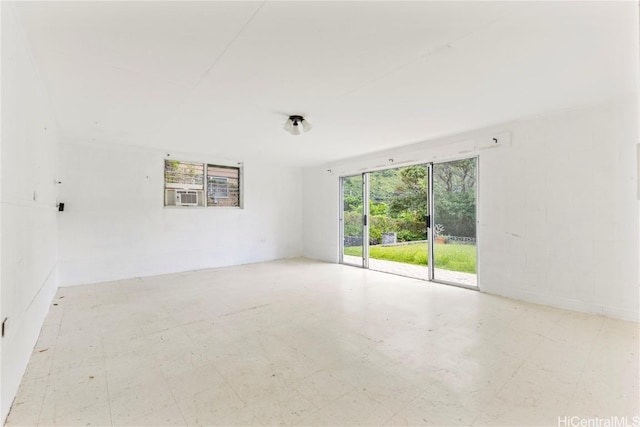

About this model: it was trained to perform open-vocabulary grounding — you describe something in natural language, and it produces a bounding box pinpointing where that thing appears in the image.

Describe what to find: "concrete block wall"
[302,100,639,321]
[57,141,303,286]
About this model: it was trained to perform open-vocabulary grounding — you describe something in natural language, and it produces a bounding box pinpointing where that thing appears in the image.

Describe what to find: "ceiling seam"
[153,1,266,138]
[191,0,266,93]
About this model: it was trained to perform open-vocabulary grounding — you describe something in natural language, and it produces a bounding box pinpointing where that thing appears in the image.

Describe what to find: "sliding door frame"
[427,163,435,281]
[339,173,370,268]
[429,156,479,290]
[362,173,370,269]
[339,174,365,267]
[339,175,345,265]
[338,156,479,291]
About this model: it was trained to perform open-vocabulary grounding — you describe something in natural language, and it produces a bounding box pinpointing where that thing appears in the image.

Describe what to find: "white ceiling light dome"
[283,115,312,135]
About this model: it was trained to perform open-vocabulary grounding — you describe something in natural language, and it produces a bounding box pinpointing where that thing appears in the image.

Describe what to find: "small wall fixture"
[283,115,312,135]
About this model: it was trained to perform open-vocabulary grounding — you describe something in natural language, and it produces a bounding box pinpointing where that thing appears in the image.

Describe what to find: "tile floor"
[6,258,639,426]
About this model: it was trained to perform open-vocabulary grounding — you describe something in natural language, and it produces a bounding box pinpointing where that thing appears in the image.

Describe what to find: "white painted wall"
[1,2,60,421]
[302,100,640,321]
[57,142,302,286]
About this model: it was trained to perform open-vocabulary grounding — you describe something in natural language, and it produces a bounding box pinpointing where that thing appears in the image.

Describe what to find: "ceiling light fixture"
[283,115,312,135]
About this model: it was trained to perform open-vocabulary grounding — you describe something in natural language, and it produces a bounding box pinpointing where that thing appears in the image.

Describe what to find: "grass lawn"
[344,242,476,274]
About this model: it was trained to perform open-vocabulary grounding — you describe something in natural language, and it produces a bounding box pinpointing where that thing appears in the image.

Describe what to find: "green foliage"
[369,169,401,203]
[433,159,476,237]
[344,243,476,273]
[344,195,361,212]
[369,202,388,216]
[344,211,363,237]
[342,160,476,246]
[373,243,428,265]
[389,165,428,222]
[369,214,396,242]
[396,229,424,242]
[342,175,361,194]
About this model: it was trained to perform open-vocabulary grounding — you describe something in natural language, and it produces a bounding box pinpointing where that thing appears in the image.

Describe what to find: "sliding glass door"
[366,166,429,280]
[340,174,366,267]
[340,157,478,288]
[431,158,477,287]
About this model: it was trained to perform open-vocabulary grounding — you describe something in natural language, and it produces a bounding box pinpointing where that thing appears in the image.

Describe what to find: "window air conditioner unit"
[176,190,199,206]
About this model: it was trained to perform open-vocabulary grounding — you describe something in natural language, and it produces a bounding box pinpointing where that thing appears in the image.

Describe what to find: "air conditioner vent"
[176,190,198,206]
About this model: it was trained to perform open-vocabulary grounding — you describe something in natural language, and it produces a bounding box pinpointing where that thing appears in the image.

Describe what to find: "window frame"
[164,158,243,209]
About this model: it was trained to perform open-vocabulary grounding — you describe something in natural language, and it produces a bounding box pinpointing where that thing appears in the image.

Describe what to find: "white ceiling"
[15,1,640,166]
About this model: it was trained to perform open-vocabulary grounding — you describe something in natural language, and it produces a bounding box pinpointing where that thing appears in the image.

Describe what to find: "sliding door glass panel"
[341,175,364,266]
[367,165,429,280]
[432,158,477,286]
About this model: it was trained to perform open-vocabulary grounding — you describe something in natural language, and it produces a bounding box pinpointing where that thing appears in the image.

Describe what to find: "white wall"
[1,2,60,421]
[57,141,302,286]
[302,100,640,321]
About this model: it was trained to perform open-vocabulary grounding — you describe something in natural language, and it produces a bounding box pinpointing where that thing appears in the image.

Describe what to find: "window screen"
[207,165,240,207]
[164,161,204,190]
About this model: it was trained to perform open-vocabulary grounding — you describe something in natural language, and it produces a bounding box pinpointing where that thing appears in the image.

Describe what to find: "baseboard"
[483,286,639,322]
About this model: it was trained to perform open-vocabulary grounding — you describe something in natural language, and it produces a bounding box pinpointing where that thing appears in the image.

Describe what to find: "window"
[164,160,241,208]
[207,164,240,207]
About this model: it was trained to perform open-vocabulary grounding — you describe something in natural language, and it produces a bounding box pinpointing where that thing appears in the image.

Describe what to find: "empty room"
[1,1,639,426]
